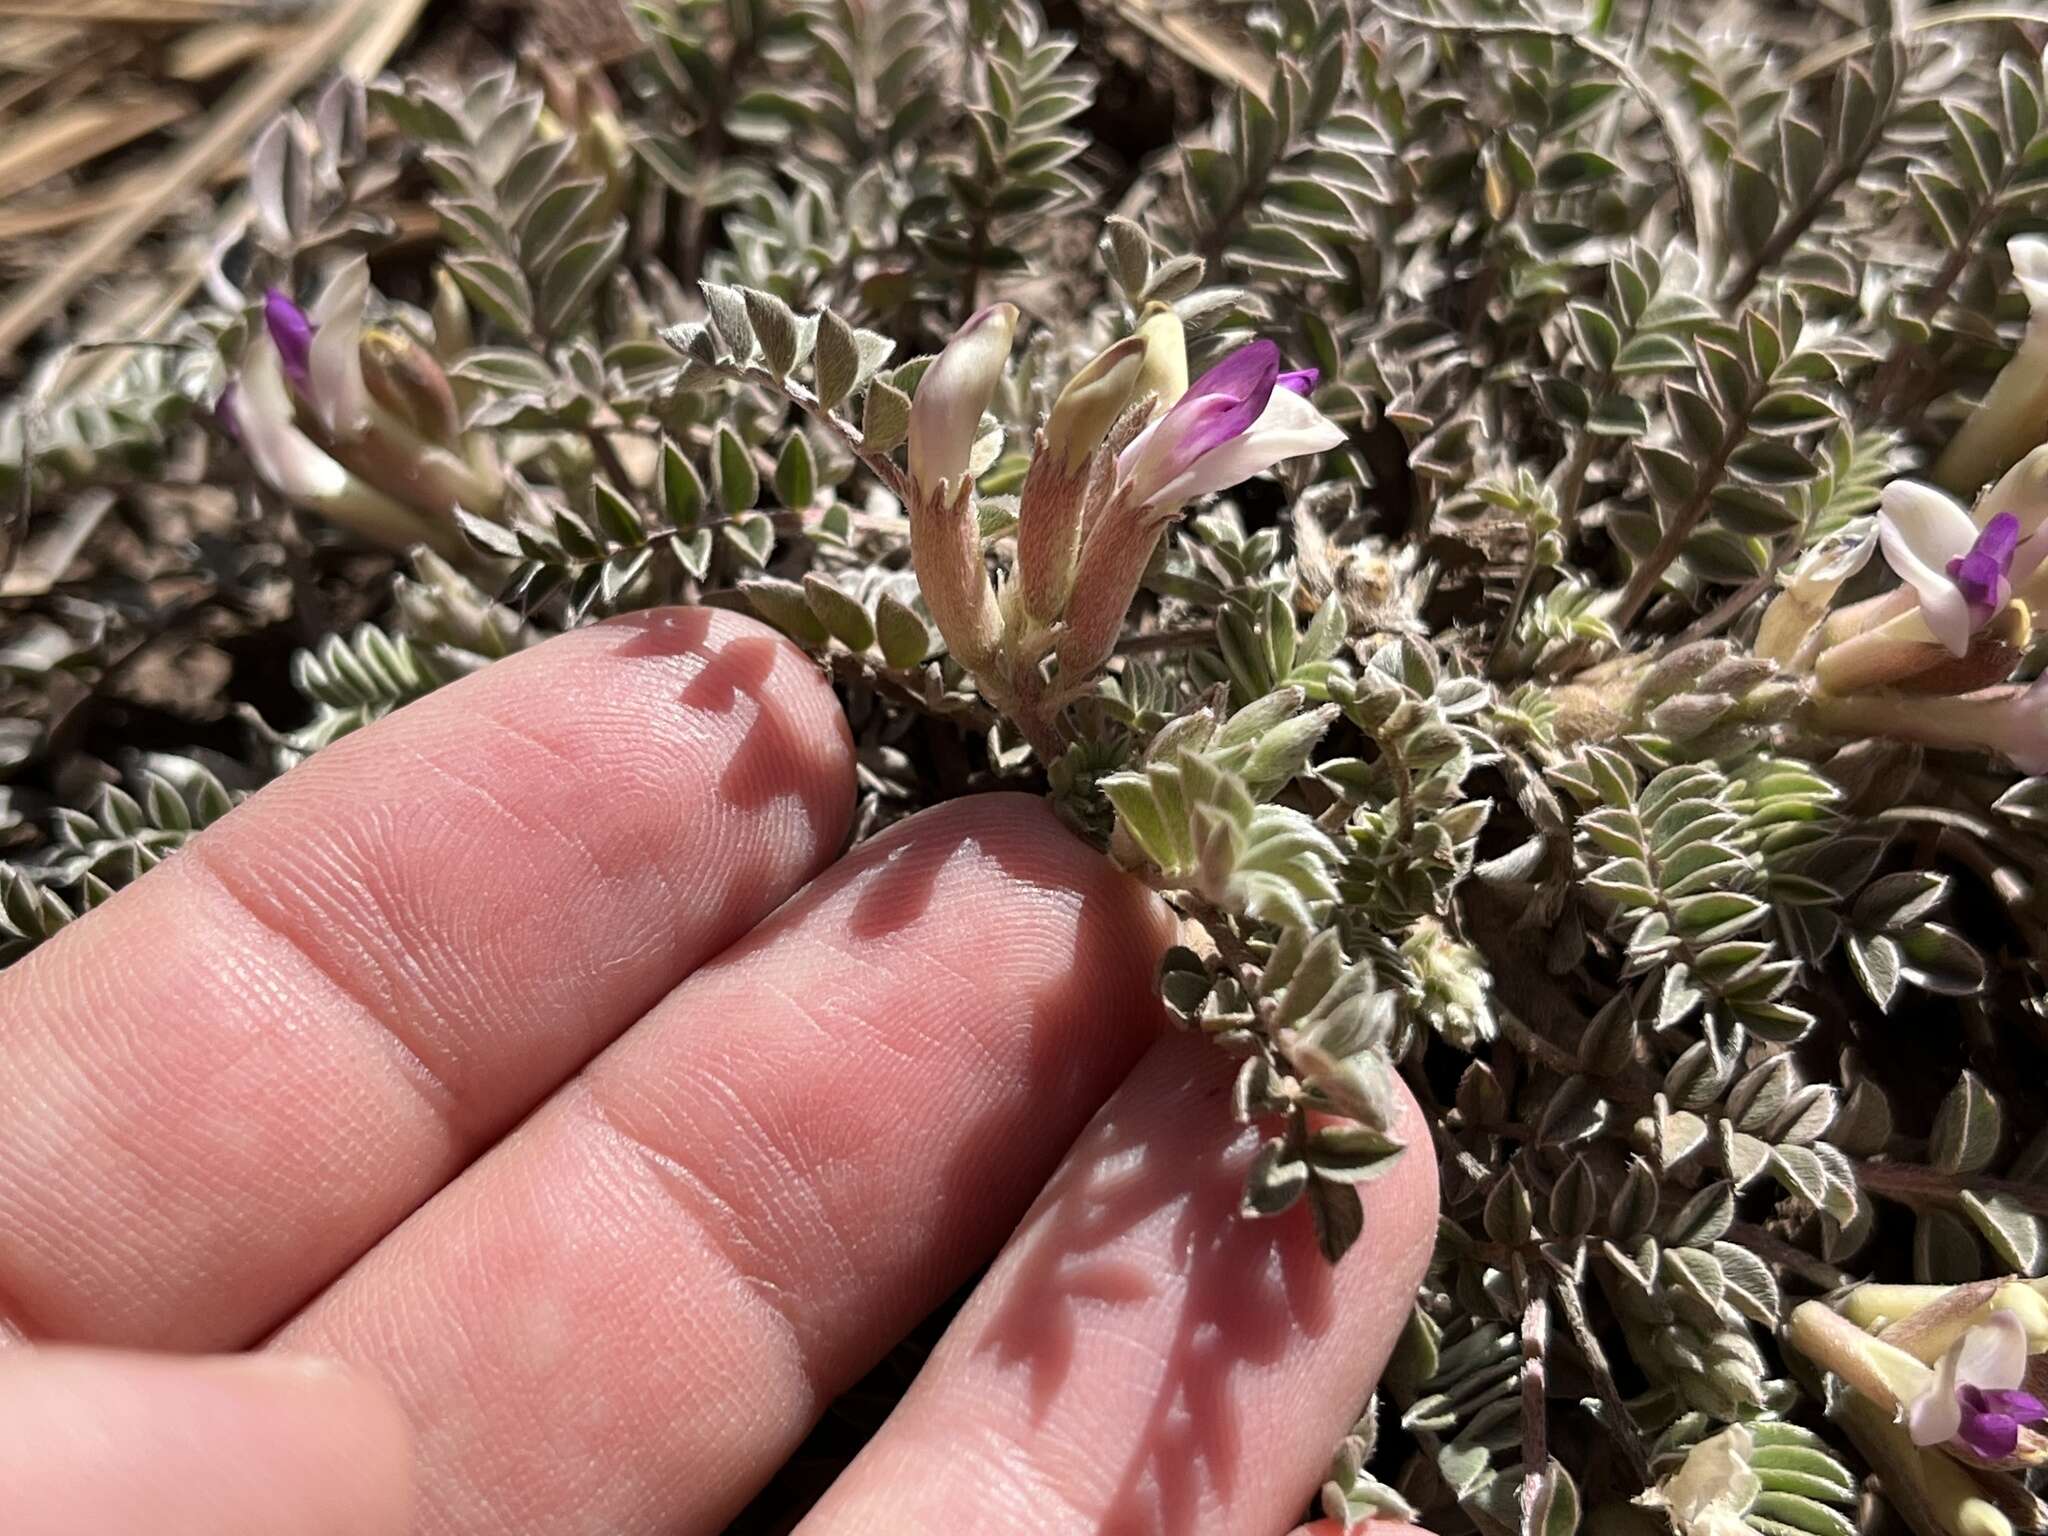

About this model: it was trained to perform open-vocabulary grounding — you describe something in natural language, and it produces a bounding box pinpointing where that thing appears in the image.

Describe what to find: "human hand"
[0,609,1437,1536]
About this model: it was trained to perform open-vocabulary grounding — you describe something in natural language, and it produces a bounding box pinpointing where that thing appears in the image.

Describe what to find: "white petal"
[1120,391,1229,503]
[309,257,371,438]
[1980,445,2048,543]
[1882,480,1978,565]
[1788,521,1877,602]
[238,335,350,501]
[1880,481,1978,656]
[908,303,1017,494]
[1141,386,1347,510]
[1908,1336,1966,1446]
[1957,1308,2030,1391]
[2013,235,2048,321]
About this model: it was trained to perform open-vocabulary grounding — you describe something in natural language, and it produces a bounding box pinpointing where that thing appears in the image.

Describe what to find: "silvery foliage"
[5,0,2048,1532]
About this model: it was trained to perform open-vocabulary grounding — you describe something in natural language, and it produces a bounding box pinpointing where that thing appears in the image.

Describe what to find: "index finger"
[0,607,853,1350]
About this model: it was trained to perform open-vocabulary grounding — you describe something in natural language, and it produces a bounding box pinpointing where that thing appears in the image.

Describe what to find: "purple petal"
[1183,338,1281,405]
[1277,367,1318,395]
[1975,511,2023,568]
[1974,1388,2048,1423]
[1957,1407,2023,1460]
[264,289,315,390]
[1946,512,2022,624]
[1165,342,1279,464]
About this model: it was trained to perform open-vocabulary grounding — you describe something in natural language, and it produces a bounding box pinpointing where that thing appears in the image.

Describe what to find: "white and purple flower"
[1877,479,2047,656]
[215,259,495,557]
[1116,339,1344,512]
[1056,335,1347,683]
[1908,1307,2048,1461]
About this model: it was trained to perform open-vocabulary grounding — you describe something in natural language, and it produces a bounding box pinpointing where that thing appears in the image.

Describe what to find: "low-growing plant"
[6,1,2048,1533]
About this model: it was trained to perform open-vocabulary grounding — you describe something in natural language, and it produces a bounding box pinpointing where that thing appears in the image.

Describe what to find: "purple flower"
[1116,340,1344,512]
[1956,1385,2048,1460]
[256,260,373,438]
[1908,1307,2047,1460]
[264,288,315,390]
[1947,512,2021,624]
[1879,479,2048,655]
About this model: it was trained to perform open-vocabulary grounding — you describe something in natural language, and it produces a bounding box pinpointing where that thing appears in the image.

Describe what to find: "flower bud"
[1131,301,1187,416]
[225,332,461,560]
[1756,524,1876,666]
[908,477,1002,673]
[362,326,461,447]
[1055,493,1167,685]
[431,266,473,363]
[907,302,1017,496]
[1936,236,2048,497]
[1016,337,1148,623]
[1043,335,1147,474]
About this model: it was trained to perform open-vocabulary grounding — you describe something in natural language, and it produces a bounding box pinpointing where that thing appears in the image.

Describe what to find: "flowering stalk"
[905,302,1017,678]
[221,331,449,557]
[219,259,504,561]
[902,302,1346,760]
[1788,1299,2037,1536]
[1807,673,2048,773]
[1055,337,1345,688]
[1937,237,2048,497]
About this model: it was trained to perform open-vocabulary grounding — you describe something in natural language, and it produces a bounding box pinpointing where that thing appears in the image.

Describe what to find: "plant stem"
[1114,623,1217,656]
[1720,151,1867,308]
[1858,1158,2048,1217]
[1545,1255,1655,1484]
[1516,1271,1551,1536]
[1608,397,1753,631]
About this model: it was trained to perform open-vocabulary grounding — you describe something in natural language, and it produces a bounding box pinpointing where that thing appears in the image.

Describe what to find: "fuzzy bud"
[1055,490,1166,685]
[1043,335,1147,474]
[1017,336,1148,623]
[1131,301,1188,416]
[362,326,461,447]
[908,476,1002,673]
[908,302,1018,497]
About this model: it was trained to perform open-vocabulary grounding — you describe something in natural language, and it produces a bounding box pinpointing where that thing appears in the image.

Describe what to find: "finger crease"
[570,1081,822,1413]
[183,846,478,1148]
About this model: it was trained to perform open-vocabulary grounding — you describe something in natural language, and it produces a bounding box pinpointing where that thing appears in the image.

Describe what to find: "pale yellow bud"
[1044,336,1147,474]
[1132,302,1188,416]
[1936,236,2048,497]
[362,326,461,447]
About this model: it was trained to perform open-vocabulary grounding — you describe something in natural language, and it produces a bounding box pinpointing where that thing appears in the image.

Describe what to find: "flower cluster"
[1787,1283,2048,1536]
[217,260,502,559]
[902,301,1344,752]
[1758,443,2048,773]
